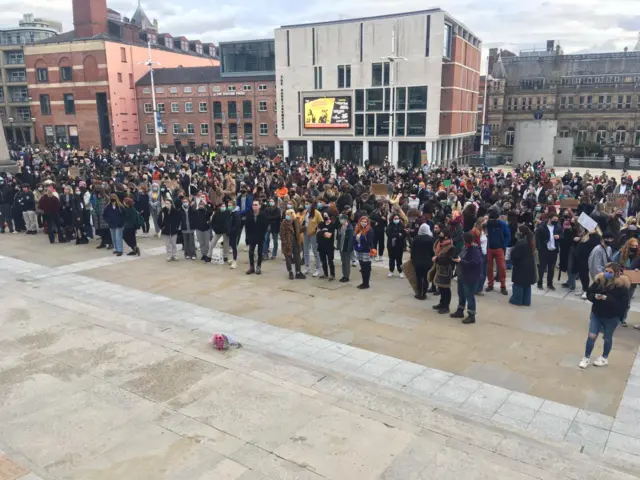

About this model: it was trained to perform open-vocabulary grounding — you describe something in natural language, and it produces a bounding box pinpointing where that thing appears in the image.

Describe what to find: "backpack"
[134,210,144,229]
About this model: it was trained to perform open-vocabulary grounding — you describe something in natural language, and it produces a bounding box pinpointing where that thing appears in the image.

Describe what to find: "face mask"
[360,221,367,227]
[604,271,614,280]
[317,203,323,209]
[111,200,116,205]
[220,206,226,212]
[285,215,292,221]
[75,191,80,195]
[287,204,293,210]
[269,202,275,207]
[164,204,171,209]
[305,205,310,210]
[551,221,558,226]
[535,206,542,212]
[630,248,638,255]
[393,219,400,225]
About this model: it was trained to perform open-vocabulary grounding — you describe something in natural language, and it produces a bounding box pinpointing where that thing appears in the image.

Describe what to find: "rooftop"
[279,8,442,29]
[136,65,275,86]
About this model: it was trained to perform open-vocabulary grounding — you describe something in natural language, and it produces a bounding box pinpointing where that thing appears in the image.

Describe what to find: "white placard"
[578,212,598,233]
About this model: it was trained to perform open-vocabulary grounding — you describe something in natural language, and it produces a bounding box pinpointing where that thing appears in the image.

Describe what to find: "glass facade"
[220,40,275,76]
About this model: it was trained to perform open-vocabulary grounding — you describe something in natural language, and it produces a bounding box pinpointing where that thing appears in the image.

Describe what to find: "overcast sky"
[2,0,639,69]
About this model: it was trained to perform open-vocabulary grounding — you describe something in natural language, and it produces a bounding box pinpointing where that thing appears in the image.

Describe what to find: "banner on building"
[483,124,491,145]
[420,150,428,165]
[304,97,351,129]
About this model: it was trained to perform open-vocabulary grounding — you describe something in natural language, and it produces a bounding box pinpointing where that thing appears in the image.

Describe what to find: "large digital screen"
[304,97,351,129]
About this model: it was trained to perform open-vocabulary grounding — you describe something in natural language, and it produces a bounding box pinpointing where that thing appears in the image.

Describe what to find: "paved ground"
[1,231,640,478]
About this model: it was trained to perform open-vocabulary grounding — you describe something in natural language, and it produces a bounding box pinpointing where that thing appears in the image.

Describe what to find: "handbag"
[363,231,377,257]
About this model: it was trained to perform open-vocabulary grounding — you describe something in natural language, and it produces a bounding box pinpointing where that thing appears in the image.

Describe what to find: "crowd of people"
[1,147,640,367]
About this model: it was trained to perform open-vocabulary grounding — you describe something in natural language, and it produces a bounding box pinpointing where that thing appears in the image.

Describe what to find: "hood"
[594,272,631,289]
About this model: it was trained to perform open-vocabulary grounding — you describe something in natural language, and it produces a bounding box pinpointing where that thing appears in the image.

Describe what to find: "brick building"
[25,0,218,150]
[136,65,279,152]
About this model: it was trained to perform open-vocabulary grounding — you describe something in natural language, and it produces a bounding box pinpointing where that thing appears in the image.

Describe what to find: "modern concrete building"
[0,14,62,145]
[486,40,640,159]
[25,0,218,150]
[274,9,482,167]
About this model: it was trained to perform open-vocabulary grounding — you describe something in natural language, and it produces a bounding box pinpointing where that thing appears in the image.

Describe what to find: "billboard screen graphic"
[304,97,351,129]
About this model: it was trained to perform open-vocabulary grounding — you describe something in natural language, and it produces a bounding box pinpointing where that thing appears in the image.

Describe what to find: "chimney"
[73,0,108,38]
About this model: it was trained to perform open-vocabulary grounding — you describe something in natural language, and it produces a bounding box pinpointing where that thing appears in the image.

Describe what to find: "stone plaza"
[0,233,640,479]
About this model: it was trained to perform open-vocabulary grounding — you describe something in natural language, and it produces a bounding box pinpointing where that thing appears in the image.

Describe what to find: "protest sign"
[371,184,389,196]
[559,199,579,209]
[577,212,598,232]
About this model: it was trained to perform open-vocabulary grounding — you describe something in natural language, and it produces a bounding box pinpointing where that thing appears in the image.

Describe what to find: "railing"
[8,75,26,83]
[10,96,29,103]
[4,57,24,65]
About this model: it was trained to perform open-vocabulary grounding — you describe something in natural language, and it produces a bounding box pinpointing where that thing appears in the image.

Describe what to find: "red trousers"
[487,248,506,288]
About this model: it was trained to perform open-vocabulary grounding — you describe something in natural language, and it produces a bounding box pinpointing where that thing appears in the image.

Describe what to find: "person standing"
[207,203,230,264]
[245,200,268,275]
[509,225,536,306]
[0,177,15,233]
[485,210,510,295]
[158,199,182,261]
[195,197,213,262]
[236,185,253,249]
[302,200,323,277]
[431,228,456,313]
[535,213,562,290]
[18,184,37,234]
[386,213,407,278]
[92,186,111,249]
[149,183,163,237]
[612,238,640,326]
[451,231,482,324]
[226,199,241,269]
[411,223,434,300]
[337,214,354,283]
[122,197,141,255]
[136,183,151,238]
[280,209,305,279]
[72,186,90,244]
[354,215,375,289]
[103,195,124,256]
[579,263,630,368]
[263,197,281,260]
[316,212,337,280]
[38,187,65,244]
[180,198,197,260]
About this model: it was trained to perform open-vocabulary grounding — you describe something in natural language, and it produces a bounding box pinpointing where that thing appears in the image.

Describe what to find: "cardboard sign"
[577,212,598,233]
[560,199,579,209]
[623,269,640,285]
[606,193,628,212]
[68,166,79,178]
[371,184,389,197]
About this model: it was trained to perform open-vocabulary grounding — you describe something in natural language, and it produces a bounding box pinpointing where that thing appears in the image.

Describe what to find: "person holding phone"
[579,263,630,369]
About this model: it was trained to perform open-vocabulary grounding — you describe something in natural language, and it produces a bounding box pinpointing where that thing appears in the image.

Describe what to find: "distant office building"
[0,14,62,145]
[486,39,640,158]
[25,0,218,149]
[136,65,279,153]
[275,9,482,166]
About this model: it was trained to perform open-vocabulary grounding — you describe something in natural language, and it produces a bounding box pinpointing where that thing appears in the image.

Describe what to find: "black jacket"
[193,205,213,232]
[587,274,630,320]
[535,223,562,254]
[510,238,536,286]
[211,210,230,234]
[386,222,407,252]
[263,206,281,233]
[16,191,36,211]
[316,220,337,253]
[245,211,269,244]
[227,211,241,237]
[158,207,182,235]
[179,206,197,231]
[411,235,434,271]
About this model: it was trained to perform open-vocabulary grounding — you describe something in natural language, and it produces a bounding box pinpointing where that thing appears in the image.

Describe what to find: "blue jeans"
[110,227,124,253]
[264,226,279,258]
[510,284,531,306]
[477,254,487,293]
[457,281,478,314]
[565,272,577,290]
[585,312,619,358]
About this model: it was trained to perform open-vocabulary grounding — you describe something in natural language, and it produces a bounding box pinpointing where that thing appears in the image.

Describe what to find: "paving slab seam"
[0,255,637,465]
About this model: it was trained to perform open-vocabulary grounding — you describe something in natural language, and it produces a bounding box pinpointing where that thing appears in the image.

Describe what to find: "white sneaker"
[312,270,320,278]
[580,292,587,300]
[388,272,394,278]
[399,273,405,279]
[593,356,608,367]
[574,290,584,296]
[230,260,237,269]
[305,268,310,274]
[578,357,590,369]
[243,246,248,252]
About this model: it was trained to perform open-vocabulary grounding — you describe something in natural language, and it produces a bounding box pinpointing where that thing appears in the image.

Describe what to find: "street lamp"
[7,117,14,146]
[31,117,37,145]
[139,41,162,156]
[479,73,494,157]
[381,28,407,168]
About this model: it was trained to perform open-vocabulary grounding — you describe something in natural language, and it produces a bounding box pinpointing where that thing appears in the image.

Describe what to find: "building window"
[213,101,222,119]
[577,130,588,143]
[615,127,626,145]
[443,23,452,58]
[259,123,268,136]
[508,97,513,110]
[567,97,574,109]
[243,85,252,91]
[406,112,426,136]
[375,113,389,136]
[258,84,267,91]
[170,102,179,113]
[617,95,624,109]
[63,94,75,114]
[157,103,165,113]
[355,114,364,136]
[186,123,195,134]
[314,66,323,89]
[258,100,267,112]
[185,102,193,113]
[505,127,515,147]
[244,123,253,141]
[117,73,122,83]
[200,123,209,135]
[39,94,51,115]
[366,114,375,136]
[493,97,498,109]
[355,89,364,111]
[60,66,73,82]
[36,68,48,83]
[372,62,390,87]
[635,130,640,147]
[366,89,383,111]
[173,123,181,135]
[395,113,405,136]
[214,123,223,143]
[129,74,134,89]
[396,88,406,110]
[586,96,593,110]
[337,65,351,88]
[145,123,154,134]
[605,95,611,109]
[156,87,164,94]
[596,128,607,144]
[159,122,167,134]
[184,87,193,94]
[198,85,206,93]
[143,87,151,94]
[625,95,632,109]
[169,87,178,94]
[407,86,427,110]
[199,102,207,113]
[558,128,570,138]
[228,101,237,119]
[228,85,236,92]
[242,100,252,118]
[120,47,127,62]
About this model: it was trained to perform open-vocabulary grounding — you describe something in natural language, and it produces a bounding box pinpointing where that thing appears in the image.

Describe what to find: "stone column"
[283,140,290,160]
[334,140,340,162]
[306,139,313,161]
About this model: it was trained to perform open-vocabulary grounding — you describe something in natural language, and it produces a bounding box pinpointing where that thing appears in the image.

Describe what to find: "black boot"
[462,314,476,324]
[450,308,465,319]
